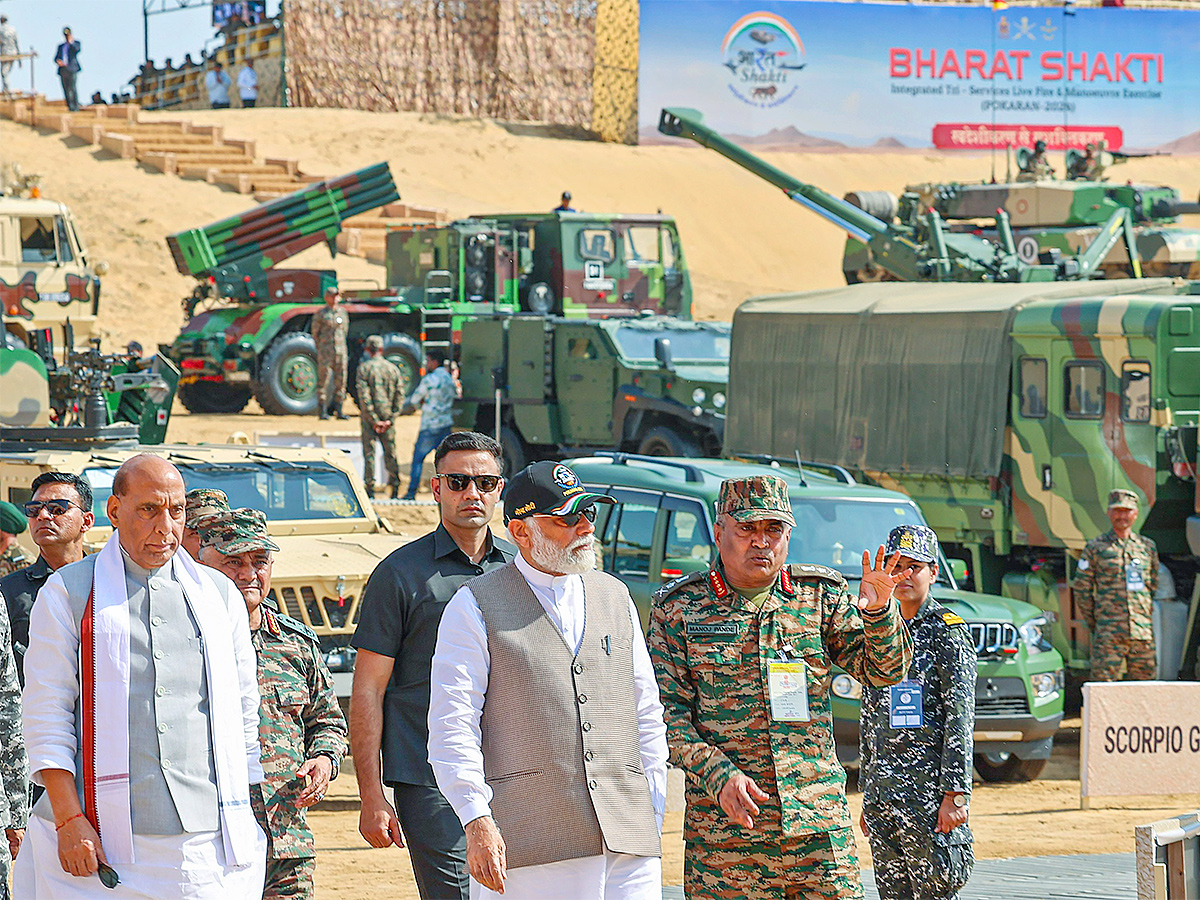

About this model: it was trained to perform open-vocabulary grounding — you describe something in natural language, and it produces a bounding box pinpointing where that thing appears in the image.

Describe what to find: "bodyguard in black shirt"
[350,432,514,899]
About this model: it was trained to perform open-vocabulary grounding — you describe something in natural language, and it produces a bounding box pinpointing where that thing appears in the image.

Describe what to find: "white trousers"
[470,849,661,900]
[13,815,266,900]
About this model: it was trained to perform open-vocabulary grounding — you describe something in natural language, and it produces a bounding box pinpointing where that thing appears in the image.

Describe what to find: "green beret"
[0,501,27,536]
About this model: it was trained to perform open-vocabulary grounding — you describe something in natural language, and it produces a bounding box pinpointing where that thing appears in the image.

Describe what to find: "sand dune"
[5,107,1200,354]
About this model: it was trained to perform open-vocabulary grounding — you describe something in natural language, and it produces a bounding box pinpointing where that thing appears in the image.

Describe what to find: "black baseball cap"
[503,461,613,523]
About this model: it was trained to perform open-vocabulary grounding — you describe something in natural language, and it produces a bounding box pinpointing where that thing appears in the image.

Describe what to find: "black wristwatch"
[319,752,340,781]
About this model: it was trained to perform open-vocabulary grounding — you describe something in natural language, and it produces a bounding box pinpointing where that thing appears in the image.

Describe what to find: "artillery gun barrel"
[1152,198,1200,218]
[657,107,887,242]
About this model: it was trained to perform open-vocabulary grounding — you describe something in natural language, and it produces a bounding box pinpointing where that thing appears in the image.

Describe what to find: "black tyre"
[973,752,1047,783]
[254,332,320,416]
[381,333,423,397]
[637,425,699,457]
[499,426,527,477]
[178,381,251,414]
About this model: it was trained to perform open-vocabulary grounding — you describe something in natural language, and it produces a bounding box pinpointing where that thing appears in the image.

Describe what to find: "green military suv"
[565,453,1065,782]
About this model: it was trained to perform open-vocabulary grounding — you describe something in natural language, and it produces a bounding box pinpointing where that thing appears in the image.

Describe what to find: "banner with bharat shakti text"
[639,1,1200,151]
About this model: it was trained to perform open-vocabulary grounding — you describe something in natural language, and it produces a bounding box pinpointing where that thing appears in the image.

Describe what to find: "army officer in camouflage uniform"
[859,525,976,900]
[0,574,28,900]
[182,488,230,560]
[649,474,914,899]
[311,285,349,420]
[356,335,405,498]
[0,501,29,578]
[199,507,347,899]
[1072,488,1159,681]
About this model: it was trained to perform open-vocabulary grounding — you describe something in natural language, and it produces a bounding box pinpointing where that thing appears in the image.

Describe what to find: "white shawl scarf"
[85,535,258,867]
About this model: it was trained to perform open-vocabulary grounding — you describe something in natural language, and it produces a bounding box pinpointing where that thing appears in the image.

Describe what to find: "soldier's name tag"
[889,681,924,728]
[767,660,810,722]
[1126,560,1146,592]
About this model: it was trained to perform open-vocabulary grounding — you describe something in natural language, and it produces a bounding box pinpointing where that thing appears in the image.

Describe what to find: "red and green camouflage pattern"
[165,162,692,417]
[727,278,1200,676]
[842,152,1200,283]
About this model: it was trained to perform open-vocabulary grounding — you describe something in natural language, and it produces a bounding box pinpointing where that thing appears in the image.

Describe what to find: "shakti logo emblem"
[722,11,806,107]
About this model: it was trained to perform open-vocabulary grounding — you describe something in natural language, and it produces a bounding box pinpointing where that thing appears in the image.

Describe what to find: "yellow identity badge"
[767,660,810,722]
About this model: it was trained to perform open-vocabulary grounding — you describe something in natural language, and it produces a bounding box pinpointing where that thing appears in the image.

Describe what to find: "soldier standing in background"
[0,502,28,577]
[356,335,405,498]
[199,507,347,900]
[399,349,456,500]
[859,525,975,900]
[1018,139,1055,181]
[312,286,349,420]
[182,488,230,560]
[649,474,914,900]
[1073,489,1159,681]
[0,16,20,96]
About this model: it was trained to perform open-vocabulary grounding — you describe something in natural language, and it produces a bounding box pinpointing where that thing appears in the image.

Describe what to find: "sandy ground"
[5,108,1200,357]
[305,719,1200,899]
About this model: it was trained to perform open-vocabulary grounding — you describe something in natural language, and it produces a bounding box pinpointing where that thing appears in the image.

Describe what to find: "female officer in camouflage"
[859,525,976,900]
[648,474,914,900]
[1072,489,1159,681]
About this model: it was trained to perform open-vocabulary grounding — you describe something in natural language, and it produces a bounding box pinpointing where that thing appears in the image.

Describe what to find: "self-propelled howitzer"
[657,107,1142,284]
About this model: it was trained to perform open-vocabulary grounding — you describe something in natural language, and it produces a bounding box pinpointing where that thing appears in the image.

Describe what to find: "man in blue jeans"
[400,350,456,500]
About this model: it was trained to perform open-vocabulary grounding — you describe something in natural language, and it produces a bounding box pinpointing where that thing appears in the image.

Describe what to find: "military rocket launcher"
[166,162,399,314]
[658,107,1142,284]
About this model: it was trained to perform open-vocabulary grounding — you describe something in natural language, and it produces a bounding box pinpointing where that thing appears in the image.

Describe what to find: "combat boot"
[390,483,400,499]
[318,408,329,420]
[335,403,349,420]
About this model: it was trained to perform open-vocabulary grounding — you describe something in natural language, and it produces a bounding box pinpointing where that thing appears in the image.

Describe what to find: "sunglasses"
[533,506,598,527]
[23,499,82,518]
[99,862,120,889]
[436,473,502,493]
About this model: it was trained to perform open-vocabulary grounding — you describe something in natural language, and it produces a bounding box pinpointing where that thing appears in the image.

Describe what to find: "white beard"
[527,519,597,575]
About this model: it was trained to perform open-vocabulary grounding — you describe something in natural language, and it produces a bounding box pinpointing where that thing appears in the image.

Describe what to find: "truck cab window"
[20,217,57,262]
[1064,361,1105,419]
[1019,357,1047,418]
[578,228,616,263]
[1121,361,1151,423]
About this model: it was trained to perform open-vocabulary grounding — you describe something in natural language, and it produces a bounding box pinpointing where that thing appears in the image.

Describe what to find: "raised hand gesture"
[857,546,912,612]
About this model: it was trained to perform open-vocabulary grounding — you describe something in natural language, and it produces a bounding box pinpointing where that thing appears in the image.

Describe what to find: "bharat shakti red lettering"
[890,48,1164,83]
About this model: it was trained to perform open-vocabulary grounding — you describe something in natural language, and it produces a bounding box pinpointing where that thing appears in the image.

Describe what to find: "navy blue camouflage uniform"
[860,593,976,899]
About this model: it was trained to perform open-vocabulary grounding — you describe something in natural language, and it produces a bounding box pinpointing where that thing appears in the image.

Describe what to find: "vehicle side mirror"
[654,337,674,372]
[948,558,968,584]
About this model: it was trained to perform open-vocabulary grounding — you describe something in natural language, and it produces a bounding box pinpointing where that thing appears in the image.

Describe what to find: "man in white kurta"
[429,460,668,900]
[15,454,266,899]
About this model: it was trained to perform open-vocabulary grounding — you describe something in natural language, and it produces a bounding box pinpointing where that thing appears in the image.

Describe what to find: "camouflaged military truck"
[456,315,726,474]
[1,169,108,353]
[165,162,693,416]
[726,278,1200,682]
[0,432,405,698]
[842,148,1200,284]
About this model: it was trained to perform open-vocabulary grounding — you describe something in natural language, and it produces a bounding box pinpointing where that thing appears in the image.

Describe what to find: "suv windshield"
[789,497,945,581]
[85,460,364,527]
[608,323,731,362]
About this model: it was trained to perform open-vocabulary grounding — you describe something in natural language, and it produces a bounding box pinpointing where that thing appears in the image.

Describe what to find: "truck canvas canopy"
[728,280,1167,478]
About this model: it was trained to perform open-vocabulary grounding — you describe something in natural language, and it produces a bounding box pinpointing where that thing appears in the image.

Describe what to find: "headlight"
[324,646,357,673]
[1019,616,1053,654]
[692,388,707,404]
[1030,672,1058,698]
[712,392,726,409]
[831,673,862,700]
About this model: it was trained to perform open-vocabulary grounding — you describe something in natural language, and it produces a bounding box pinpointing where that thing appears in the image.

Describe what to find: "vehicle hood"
[267,533,412,582]
[843,580,1042,625]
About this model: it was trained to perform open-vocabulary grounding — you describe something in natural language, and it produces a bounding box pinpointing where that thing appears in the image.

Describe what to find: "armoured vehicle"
[725,277,1200,681]
[456,315,728,473]
[842,146,1200,284]
[0,432,407,698]
[165,162,693,416]
[659,107,1142,284]
[566,452,1064,781]
[0,165,108,353]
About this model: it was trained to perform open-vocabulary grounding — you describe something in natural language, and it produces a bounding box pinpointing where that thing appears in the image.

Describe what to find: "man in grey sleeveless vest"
[429,461,667,899]
[15,454,266,899]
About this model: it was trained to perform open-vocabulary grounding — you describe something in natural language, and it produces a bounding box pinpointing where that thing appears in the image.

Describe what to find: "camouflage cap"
[185,488,230,530]
[201,507,280,555]
[365,334,384,351]
[716,475,795,526]
[886,524,939,564]
[1108,489,1140,510]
